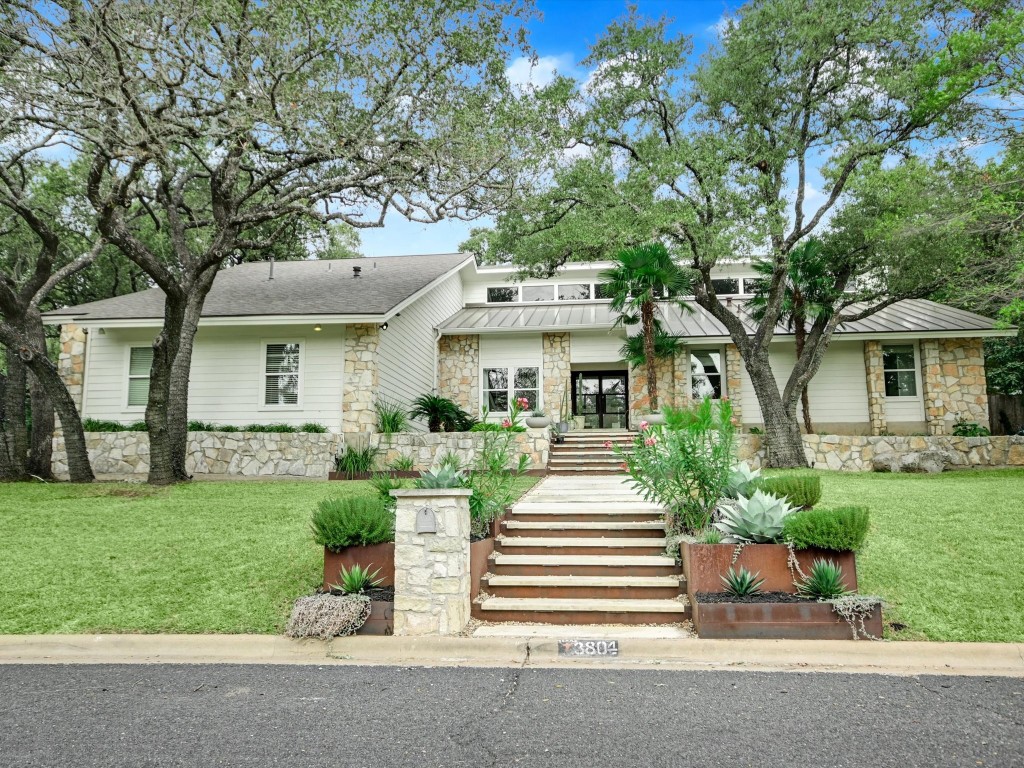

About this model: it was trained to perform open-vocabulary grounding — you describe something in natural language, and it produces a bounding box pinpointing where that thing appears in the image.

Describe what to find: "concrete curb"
[1,634,1022,677]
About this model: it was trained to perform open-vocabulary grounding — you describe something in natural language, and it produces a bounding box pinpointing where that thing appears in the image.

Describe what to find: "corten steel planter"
[469,512,509,619]
[328,470,418,481]
[692,599,883,640]
[322,543,395,590]
[681,542,858,595]
[357,600,394,636]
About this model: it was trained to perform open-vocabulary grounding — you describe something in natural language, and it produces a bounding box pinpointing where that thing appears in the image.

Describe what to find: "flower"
[619,462,628,471]
[639,420,649,431]
[516,397,530,408]
[501,418,512,428]
[644,436,656,447]
[603,440,612,449]
[721,396,730,402]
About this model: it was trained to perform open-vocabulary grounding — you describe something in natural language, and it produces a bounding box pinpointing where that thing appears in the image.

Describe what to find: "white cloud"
[707,15,735,38]
[505,54,573,90]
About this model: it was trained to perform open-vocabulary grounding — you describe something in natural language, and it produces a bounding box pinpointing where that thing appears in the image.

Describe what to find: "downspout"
[433,327,442,393]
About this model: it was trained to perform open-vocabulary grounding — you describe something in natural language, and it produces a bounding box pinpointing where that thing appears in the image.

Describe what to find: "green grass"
[0,476,538,635]
[765,468,1024,643]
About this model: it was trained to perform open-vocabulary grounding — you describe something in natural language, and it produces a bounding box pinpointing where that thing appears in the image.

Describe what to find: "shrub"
[311,495,394,550]
[217,424,239,433]
[714,490,797,543]
[470,422,526,433]
[188,420,218,431]
[82,418,146,432]
[618,397,736,534]
[757,475,822,508]
[466,424,530,538]
[796,559,852,600]
[330,563,384,595]
[127,420,148,431]
[721,566,765,597]
[335,444,378,477]
[375,398,408,434]
[299,422,328,433]
[369,472,404,502]
[414,467,466,489]
[723,461,761,499]
[436,449,464,473]
[782,506,870,552]
[243,423,298,433]
[409,394,474,432]
[952,418,991,437]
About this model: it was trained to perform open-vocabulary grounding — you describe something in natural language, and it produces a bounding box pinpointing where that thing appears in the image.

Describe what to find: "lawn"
[766,468,1024,643]
[0,477,538,635]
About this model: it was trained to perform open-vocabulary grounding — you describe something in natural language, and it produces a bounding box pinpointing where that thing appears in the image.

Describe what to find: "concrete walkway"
[1,635,1022,677]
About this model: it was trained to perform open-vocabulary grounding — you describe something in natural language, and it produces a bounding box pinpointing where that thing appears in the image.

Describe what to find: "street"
[1,664,1021,767]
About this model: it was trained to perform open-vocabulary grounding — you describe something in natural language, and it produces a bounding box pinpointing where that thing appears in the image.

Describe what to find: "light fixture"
[313,323,322,332]
[379,322,388,331]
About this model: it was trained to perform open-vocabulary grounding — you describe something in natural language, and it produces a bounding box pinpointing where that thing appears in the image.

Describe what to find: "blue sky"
[359,0,734,257]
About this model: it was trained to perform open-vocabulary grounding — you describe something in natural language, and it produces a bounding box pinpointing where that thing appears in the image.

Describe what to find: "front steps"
[476,476,689,625]
[548,430,637,474]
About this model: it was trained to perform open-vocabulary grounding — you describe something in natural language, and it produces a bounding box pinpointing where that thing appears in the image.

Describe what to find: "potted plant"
[329,563,394,636]
[312,494,396,590]
[525,410,550,428]
[557,388,571,433]
[550,424,565,444]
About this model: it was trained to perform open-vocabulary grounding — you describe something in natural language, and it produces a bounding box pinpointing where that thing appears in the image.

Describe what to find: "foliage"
[797,559,853,600]
[375,398,409,435]
[82,419,147,432]
[369,472,405,504]
[387,454,416,472]
[409,394,476,433]
[757,475,822,509]
[310,495,395,550]
[465,425,531,538]
[471,422,526,433]
[783,506,871,552]
[436,450,465,473]
[721,566,765,598]
[414,467,467,489]
[723,461,761,500]
[299,422,328,434]
[285,594,370,640]
[697,528,723,545]
[619,398,736,533]
[330,563,384,595]
[714,490,798,544]
[952,418,991,437]
[334,445,378,478]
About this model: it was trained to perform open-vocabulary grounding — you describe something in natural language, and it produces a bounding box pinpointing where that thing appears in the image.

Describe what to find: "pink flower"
[639,420,649,431]
[603,440,612,449]
[721,396,730,402]
[644,436,656,447]
[619,462,628,471]
[501,418,512,428]
[517,397,530,408]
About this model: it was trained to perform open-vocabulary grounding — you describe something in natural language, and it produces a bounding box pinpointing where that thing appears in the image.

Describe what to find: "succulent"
[331,563,384,595]
[724,461,762,499]
[796,559,852,600]
[714,490,797,543]
[721,566,765,597]
[414,466,466,489]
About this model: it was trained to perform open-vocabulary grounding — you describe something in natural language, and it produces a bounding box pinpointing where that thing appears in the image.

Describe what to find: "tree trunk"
[0,352,28,480]
[794,319,814,434]
[743,347,807,468]
[145,295,186,486]
[26,314,54,479]
[641,300,659,411]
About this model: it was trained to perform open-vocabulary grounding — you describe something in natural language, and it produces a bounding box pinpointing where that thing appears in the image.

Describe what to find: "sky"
[358,0,734,258]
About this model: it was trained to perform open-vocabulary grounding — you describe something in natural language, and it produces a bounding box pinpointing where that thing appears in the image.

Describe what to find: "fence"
[989,394,1024,435]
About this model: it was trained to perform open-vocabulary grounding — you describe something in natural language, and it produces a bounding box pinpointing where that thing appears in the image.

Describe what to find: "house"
[46,253,1012,441]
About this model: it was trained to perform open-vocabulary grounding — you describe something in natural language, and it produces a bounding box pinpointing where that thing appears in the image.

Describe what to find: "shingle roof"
[439,298,1012,337]
[45,253,472,321]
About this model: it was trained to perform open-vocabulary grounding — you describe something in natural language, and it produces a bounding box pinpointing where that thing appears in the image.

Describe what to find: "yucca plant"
[721,566,765,597]
[415,467,466,489]
[714,490,797,543]
[796,559,852,599]
[330,563,384,595]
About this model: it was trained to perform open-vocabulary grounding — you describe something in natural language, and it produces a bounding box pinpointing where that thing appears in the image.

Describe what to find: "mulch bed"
[324,586,395,601]
[696,591,811,604]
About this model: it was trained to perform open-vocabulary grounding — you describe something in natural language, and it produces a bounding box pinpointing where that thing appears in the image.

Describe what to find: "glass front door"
[572,371,629,429]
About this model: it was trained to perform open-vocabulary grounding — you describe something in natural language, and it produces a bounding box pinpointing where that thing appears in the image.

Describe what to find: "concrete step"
[472,624,692,639]
[484,574,683,600]
[502,520,665,538]
[549,455,627,464]
[498,536,668,557]
[490,553,680,577]
[510,506,661,524]
[477,596,690,625]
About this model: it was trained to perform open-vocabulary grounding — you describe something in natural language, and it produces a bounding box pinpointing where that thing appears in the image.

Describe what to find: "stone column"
[542,332,571,418]
[342,323,380,434]
[390,488,473,636]
[921,337,989,435]
[671,344,689,411]
[438,334,479,414]
[919,338,945,435]
[863,340,888,436]
[58,323,87,412]
[724,344,743,426]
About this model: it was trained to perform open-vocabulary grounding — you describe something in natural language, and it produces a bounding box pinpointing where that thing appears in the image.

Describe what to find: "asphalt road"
[1,664,1021,767]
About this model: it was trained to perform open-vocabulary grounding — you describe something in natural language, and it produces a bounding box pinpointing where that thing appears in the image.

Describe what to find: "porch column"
[724,343,743,426]
[57,323,87,413]
[342,323,379,434]
[921,337,990,435]
[542,332,571,419]
[863,340,888,436]
[671,343,689,411]
[438,334,479,414]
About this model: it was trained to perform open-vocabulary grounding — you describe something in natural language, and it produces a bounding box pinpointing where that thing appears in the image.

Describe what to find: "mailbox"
[415,506,438,534]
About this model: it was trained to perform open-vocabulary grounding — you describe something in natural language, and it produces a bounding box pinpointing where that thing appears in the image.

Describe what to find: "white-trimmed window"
[522,285,555,302]
[557,283,591,301]
[483,366,540,412]
[882,344,917,397]
[487,286,519,303]
[263,341,302,407]
[127,347,153,407]
[690,348,724,400]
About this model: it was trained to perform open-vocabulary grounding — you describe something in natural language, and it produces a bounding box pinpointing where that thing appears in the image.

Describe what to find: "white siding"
[738,340,870,429]
[377,273,464,431]
[81,324,345,430]
[570,330,626,364]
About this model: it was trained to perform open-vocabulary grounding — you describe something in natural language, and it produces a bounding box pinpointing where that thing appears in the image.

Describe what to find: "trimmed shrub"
[758,475,822,509]
[311,495,394,550]
[299,422,328,433]
[82,418,147,432]
[782,506,870,552]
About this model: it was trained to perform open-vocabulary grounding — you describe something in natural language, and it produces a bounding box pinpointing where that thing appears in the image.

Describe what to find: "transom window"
[557,283,591,301]
[690,349,723,400]
[741,277,768,295]
[264,342,301,406]
[487,286,519,303]
[522,285,554,302]
[127,347,153,407]
[711,278,740,295]
[483,366,540,412]
[882,344,917,397]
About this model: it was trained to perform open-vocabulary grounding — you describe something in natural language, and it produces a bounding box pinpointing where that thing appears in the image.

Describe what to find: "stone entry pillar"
[438,334,479,414]
[342,323,380,434]
[542,332,570,418]
[724,344,743,425]
[58,323,87,413]
[390,488,473,636]
[863,340,888,436]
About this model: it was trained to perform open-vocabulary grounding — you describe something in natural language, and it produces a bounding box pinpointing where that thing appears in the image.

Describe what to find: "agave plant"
[721,566,765,597]
[714,490,797,543]
[723,461,761,499]
[330,563,384,595]
[414,466,466,489]
[796,559,852,600]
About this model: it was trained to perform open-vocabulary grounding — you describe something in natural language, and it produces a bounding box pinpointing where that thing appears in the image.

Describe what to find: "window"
[522,285,554,302]
[487,286,519,303]
[711,278,740,295]
[483,366,540,412]
[882,344,917,397]
[742,277,768,295]
[690,349,723,400]
[558,283,591,300]
[264,342,301,406]
[594,283,613,299]
[127,347,153,407]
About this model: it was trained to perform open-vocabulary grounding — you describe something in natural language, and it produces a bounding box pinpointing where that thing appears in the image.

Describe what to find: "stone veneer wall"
[437,334,479,413]
[863,340,888,436]
[628,354,681,425]
[542,333,571,419]
[51,430,341,479]
[920,337,989,436]
[724,344,743,425]
[735,433,1023,472]
[342,324,380,434]
[58,323,87,412]
[371,429,549,471]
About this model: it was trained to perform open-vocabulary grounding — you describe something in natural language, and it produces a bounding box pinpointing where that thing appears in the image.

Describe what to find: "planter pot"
[572,416,586,430]
[357,600,394,636]
[323,543,395,590]
[692,598,882,640]
[645,412,666,425]
[681,542,858,595]
[525,416,551,428]
[557,421,570,433]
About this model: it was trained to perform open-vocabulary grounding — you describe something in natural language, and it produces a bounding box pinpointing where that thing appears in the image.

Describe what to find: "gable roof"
[44,253,472,324]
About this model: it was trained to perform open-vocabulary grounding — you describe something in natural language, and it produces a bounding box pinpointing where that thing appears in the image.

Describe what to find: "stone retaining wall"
[736,433,1024,472]
[51,430,342,479]
[370,429,549,471]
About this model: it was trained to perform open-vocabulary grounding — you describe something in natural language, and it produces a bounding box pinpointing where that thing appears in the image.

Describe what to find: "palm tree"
[600,243,691,413]
[749,238,837,433]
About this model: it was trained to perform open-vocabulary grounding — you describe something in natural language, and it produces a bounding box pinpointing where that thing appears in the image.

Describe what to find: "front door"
[572,371,629,429]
